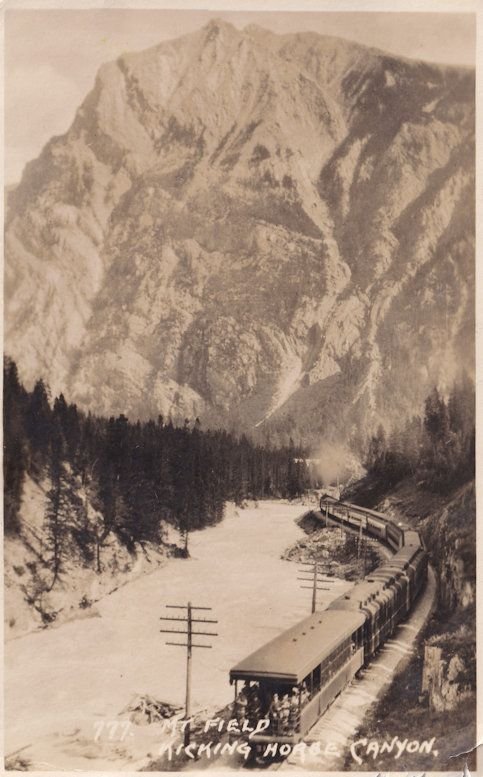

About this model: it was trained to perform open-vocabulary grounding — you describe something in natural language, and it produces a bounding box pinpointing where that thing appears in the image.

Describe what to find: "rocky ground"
[281,510,384,581]
[340,598,475,773]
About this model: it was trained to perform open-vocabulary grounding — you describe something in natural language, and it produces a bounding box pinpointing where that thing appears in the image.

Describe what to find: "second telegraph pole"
[298,561,332,614]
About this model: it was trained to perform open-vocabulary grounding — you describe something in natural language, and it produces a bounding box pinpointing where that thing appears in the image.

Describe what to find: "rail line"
[229,494,428,760]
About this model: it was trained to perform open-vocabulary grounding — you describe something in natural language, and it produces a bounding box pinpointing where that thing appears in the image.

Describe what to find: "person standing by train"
[300,681,310,705]
[235,687,248,726]
[248,683,261,725]
[281,694,291,733]
[268,693,282,735]
[288,687,300,734]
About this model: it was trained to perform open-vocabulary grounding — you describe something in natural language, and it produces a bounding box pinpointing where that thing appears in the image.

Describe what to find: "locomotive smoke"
[313,442,365,487]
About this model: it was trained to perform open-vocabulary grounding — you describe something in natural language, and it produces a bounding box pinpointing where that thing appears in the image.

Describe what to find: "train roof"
[320,496,412,531]
[329,579,381,608]
[403,530,422,546]
[330,543,426,608]
[329,573,396,611]
[320,496,388,521]
[396,545,424,562]
[229,609,365,684]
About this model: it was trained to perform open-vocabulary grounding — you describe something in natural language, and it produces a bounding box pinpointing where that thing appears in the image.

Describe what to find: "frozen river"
[5,500,352,770]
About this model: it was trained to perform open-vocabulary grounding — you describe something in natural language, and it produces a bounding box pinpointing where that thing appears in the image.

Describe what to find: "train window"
[312,664,321,692]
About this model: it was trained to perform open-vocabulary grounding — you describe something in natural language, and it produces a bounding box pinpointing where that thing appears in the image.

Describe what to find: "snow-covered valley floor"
[5,500,353,771]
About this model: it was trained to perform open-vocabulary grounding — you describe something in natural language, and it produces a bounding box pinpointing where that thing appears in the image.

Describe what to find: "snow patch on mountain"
[255,353,304,427]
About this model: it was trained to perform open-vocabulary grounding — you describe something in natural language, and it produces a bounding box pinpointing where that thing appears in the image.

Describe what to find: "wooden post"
[184,601,192,746]
[312,564,318,614]
[160,603,217,749]
[298,562,330,614]
[363,519,368,577]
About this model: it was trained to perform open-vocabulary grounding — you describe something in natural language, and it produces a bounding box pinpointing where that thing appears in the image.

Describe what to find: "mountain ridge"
[5,20,474,445]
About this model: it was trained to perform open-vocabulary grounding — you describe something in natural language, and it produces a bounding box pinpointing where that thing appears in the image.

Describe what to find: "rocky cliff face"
[5,20,475,443]
[377,479,476,713]
[420,484,476,712]
[421,482,476,610]
[422,644,473,712]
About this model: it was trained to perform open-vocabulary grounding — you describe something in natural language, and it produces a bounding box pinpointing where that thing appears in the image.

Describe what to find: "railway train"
[229,494,427,748]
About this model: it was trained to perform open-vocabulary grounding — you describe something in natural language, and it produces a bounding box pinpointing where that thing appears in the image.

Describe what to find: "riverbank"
[281,510,385,581]
[6,499,340,772]
[4,475,183,641]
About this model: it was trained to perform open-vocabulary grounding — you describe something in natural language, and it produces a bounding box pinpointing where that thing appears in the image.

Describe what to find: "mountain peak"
[202,17,240,39]
[244,23,275,38]
[5,20,475,444]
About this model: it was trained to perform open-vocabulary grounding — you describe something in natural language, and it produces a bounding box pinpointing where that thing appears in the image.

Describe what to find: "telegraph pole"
[357,518,363,558]
[298,561,333,614]
[357,517,368,578]
[363,517,368,577]
[160,602,218,746]
[185,602,192,732]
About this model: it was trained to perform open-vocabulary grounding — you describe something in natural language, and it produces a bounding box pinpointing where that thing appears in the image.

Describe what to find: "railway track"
[278,565,437,771]
[230,495,428,768]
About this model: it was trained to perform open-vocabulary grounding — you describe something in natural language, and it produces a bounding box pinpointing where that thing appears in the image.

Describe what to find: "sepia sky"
[5,8,476,184]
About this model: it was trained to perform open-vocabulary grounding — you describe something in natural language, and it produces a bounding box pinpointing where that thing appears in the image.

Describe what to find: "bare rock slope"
[5,20,474,443]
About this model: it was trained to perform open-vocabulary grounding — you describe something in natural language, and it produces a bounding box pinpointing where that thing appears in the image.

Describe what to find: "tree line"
[4,358,311,583]
[365,375,475,492]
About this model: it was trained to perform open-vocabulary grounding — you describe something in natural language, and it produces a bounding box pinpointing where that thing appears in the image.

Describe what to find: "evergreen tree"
[3,358,27,533]
[365,425,387,474]
[3,359,314,567]
[170,422,194,554]
[424,387,450,450]
[73,460,99,567]
[421,387,452,488]
[53,394,81,465]
[26,378,52,464]
[44,426,72,589]
[363,380,475,495]
[96,460,128,568]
